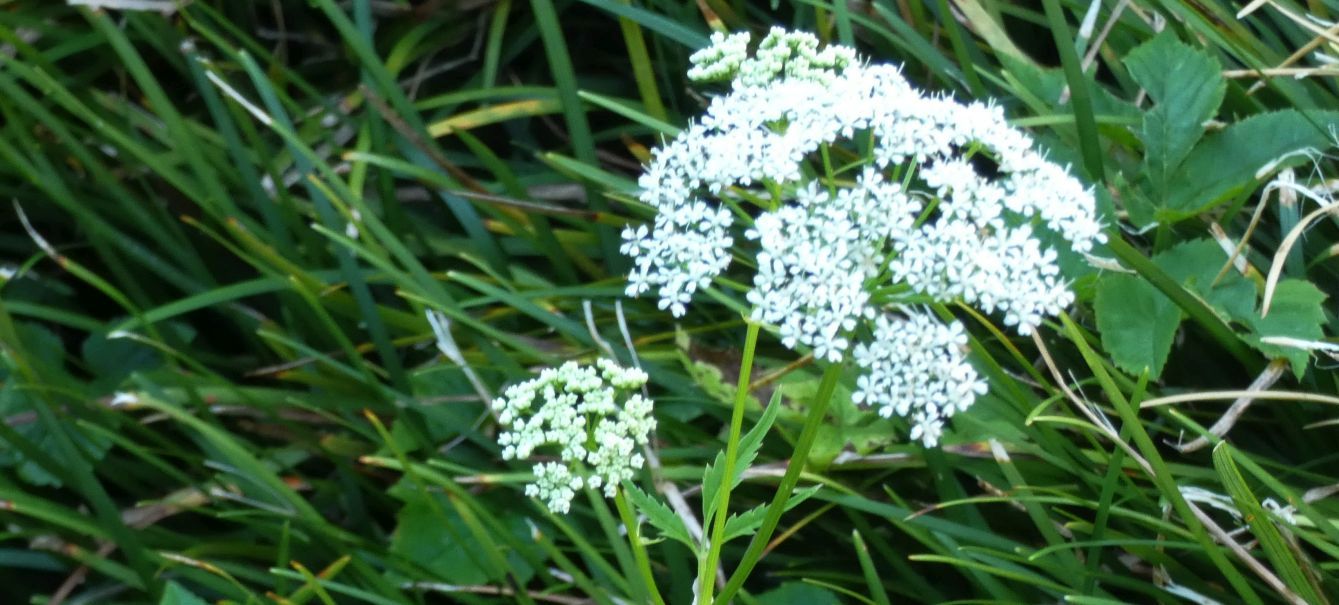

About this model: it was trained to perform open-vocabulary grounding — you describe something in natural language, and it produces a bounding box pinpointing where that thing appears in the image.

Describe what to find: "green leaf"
[159,582,209,605]
[810,421,893,469]
[721,485,821,544]
[1095,240,1262,379]
[680,350,762,412]
[389,495,492,585]
[573,0,710,49]
[756,582,842,605]
[1163,110,1339,220]
[1094,273,1182,378]
[1152,239,1256,324]
[703,391,782,526]
[1125,34,1224,198]
[1246,279,1328,379]
[0,326,110,487]
[623,482,696,552]
[82,330,163,391]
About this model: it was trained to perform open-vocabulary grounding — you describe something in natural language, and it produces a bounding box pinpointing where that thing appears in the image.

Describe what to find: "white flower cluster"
[852,313,987,446]
[621,29,1104,445]
[747,173,918,362]
[493,359,656,513]
[688,29,858,87]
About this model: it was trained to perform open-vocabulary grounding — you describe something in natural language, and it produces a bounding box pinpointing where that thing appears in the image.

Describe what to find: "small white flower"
[493,360,656,513]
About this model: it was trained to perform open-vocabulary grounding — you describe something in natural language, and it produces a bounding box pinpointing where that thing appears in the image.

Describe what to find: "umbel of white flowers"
[620,28,1105,446]
[493,359,656,514]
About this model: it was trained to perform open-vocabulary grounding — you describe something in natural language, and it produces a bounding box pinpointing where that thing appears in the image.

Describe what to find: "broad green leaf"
[82,330,163,391]
[756,582,842,605]
[1152,239,1256,324]
[1093,273,1181,378]
[1245,279,1328,378]
[388,495,492,585]
[623,482,696,552]
[680,352,762,412]
[0,325,110,487]
[159,582,208,605]
[1096,240,1262,379]
[810,421,894,469]
[721,484,821,544]
[1164,110,1339,220]
[702,391,782,526]
[1125,34,1224,198]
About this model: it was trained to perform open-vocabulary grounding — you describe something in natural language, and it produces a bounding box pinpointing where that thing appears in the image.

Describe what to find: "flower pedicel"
[620,28,1105,445]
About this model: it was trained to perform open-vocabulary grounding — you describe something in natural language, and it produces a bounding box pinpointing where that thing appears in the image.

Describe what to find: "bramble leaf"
[1152,239,1256,324]
[1246,279,1328,379]
[1094,273,1181,378]
[1125,34,1224,200]
[1164,110,1339,220]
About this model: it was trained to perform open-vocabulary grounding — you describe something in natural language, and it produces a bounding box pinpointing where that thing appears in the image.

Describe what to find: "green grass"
[1,0,1338,603]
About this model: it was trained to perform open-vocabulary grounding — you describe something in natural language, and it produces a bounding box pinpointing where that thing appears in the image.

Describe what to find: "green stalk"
[616,1,667,122]
[586,487,643,601]
[699,321,763,603]
[616,488,667,605]
[1040,0,1104,183]
[715,361,843,605]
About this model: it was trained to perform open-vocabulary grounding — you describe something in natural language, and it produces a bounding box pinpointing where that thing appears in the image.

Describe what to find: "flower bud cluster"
[493,359,656,513]
[621,30,1105,445]
[688,28,857,87]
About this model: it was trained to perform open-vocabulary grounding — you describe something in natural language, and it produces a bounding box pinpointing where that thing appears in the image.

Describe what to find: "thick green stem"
[698,321,763,604]
[616,488,666,605]
[714,361,843,605]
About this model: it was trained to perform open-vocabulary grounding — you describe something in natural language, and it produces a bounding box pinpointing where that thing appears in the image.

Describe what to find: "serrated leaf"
[623,482,697,552]
[1094,273,1181,378]
[702,390,782,526]
[721,484,821,544]
[1125,34,1224,197]
[1152,239,1257,324]
[1164,110,1339,219]
[1246,279,1328,379]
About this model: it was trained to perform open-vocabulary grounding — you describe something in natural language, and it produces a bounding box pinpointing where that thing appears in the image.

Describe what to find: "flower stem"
[586,486,641,601]
[615,487,666,605]
[698,320,762,604]
[714,361,843,605]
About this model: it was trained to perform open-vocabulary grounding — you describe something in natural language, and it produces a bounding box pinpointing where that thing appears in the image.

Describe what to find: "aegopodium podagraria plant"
[621,27,1105,446]
[616,31,1107,603]
[493,359,655,514]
